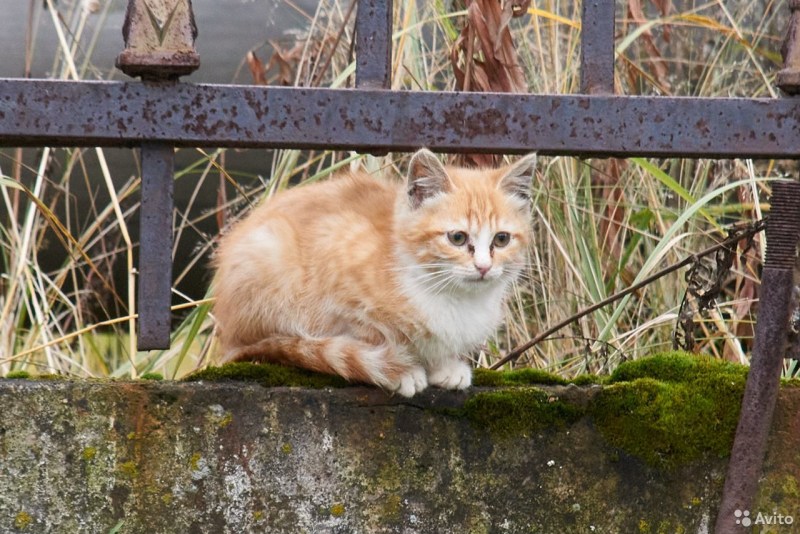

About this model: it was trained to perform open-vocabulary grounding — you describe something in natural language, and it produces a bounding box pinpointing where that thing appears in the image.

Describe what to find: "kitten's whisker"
[437,276,459,296]
[424,273,457,295]
[388,263,453,273]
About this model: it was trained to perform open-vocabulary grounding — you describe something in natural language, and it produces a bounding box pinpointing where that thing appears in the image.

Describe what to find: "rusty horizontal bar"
[2,79,800,158]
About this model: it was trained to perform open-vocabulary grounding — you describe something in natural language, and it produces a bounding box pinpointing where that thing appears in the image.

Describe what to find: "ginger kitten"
[212,149,536,397]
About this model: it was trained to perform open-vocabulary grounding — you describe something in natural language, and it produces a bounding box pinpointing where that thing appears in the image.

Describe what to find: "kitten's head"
[397,149,536,293]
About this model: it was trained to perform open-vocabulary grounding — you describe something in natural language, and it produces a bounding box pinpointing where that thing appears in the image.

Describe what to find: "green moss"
[35,374,67,380]
[782,475,800,498]
[757,473,800,508]
[5,370,30,379]
[117,461,138,479]
[608,351,747,384]
[81,447,97,461]
[570,374,605,386]
[184,362,350,389]
[329,503,345,517]
[14,511,32,530]
[472,368,567,387]
[281,443,292,454]
[782,377,800,387]
[460,387,584,438]
[591,352,747,469]
[140,372,163,381]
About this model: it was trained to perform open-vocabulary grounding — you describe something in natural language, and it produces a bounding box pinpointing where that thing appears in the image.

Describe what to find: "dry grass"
[0,0,792,379]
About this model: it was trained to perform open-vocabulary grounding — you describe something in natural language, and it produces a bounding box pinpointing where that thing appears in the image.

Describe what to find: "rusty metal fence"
[2,0,800,531]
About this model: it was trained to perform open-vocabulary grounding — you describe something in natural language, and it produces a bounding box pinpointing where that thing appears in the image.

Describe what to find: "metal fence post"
[116,0,200,351]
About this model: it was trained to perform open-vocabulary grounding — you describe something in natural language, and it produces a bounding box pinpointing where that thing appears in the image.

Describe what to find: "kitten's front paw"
[392,366,428,397]
[428,360,472,390]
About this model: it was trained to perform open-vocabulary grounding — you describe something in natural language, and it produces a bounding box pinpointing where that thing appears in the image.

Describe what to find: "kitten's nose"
[476,264,491,277]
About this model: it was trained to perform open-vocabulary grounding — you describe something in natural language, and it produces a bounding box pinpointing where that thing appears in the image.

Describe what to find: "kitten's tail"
[223,335,421,395]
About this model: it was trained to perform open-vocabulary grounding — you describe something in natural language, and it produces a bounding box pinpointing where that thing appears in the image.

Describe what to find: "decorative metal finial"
[115,0,200,81]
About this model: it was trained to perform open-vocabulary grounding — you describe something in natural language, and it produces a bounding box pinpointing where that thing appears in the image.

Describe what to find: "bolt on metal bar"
[580,0,616,94]
[137,143,175,350]
[714,181,800,533]
[355,0,393,89]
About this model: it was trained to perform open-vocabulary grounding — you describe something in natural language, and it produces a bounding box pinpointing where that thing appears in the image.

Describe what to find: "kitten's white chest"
[401,273,506,362]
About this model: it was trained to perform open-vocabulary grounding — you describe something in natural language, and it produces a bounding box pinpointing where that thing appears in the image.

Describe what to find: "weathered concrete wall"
[0,376,798,534]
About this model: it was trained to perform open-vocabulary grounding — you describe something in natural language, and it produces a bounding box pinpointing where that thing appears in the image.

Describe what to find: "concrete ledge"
[0,378,797,533]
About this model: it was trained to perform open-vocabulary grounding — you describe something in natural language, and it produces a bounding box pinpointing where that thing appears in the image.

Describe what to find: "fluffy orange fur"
[212,149,536,396]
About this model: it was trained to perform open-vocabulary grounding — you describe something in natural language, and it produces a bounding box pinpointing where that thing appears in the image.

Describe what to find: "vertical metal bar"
[137,143,174,350]
[714,181,800,533]
[118,0,198,352]
[580,0,616,94]
[777,0,800,94]
[355,0,393,89]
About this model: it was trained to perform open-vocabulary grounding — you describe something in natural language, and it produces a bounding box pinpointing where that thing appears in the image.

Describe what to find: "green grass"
[0,0,790,381]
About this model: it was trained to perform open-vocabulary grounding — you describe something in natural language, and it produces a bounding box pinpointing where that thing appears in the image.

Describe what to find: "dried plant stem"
[3,299,214,365]
[45,0,79,80]
[490,219,767,370]
[95,148,137,376]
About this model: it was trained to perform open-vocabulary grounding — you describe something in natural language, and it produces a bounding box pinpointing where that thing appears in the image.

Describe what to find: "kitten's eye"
[447,231,468,246]
[493,232,511,248]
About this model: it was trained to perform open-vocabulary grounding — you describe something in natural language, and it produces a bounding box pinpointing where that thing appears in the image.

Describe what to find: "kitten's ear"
[497,152,537,202]
[406,149,451,209]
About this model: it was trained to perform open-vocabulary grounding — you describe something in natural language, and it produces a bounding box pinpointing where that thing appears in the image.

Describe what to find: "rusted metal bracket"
[116,0,200,351]
[715,182,800,533]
